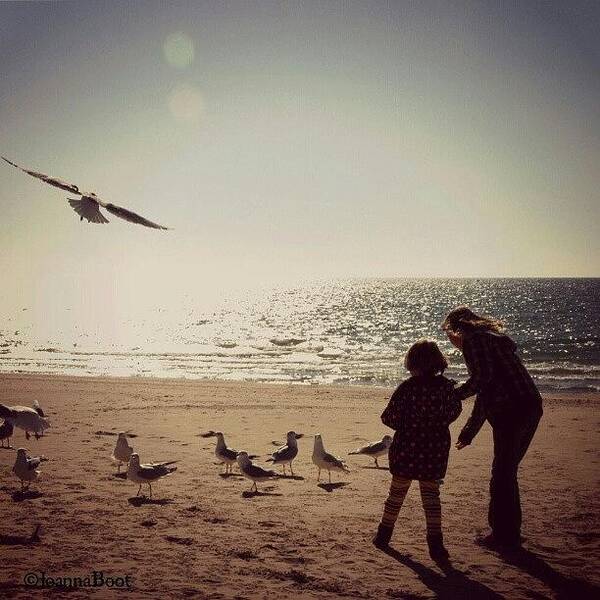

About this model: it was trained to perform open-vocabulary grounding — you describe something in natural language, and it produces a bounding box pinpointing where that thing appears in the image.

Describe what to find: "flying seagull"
[2,156,169,230]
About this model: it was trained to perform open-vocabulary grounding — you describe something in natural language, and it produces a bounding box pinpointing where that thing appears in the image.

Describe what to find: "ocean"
[1,278,598,392]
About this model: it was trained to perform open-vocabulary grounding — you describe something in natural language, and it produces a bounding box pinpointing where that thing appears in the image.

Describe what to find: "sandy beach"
[0,374,598,599]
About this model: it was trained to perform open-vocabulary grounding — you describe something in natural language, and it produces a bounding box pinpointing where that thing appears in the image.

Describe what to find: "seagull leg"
[26,431,30,440]
[317,468,320,482]
[290,462,294,477]
[374,457,379,468]
[148,484,153,498]
[137,484,142,496]
[117,463,121,473]
[35,432,41,440]
[282,464,286,477]
[328,470,332,484]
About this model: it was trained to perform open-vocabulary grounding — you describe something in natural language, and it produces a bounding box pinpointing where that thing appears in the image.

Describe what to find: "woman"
[442,306,543,550]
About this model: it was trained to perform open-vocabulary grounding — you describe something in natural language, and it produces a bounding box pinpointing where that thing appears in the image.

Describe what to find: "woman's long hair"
[442,306,504,334]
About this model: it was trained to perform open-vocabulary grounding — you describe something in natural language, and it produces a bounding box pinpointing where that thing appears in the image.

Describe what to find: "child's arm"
[381,385,405,430]
[443,387,463,425]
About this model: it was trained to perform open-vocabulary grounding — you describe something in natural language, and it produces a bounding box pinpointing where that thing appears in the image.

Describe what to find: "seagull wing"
[2,156,81,194]
[101,202,169,230]
[272,445,296,461]
[148,460,179,468]
[323,452,346,469]
[365,440,387,454]
[220,447,238,461]
[245,463,277,478]
[136,466,163,480]
[68,197,109,224]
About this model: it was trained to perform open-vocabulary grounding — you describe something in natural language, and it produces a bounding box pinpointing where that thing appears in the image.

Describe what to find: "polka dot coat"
[381,375,462,481]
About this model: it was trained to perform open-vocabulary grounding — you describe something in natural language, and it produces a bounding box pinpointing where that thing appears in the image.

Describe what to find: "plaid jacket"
[455,331,543,445]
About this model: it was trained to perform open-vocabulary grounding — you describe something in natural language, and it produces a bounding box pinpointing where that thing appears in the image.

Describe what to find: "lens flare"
[168,83,204,124]
[163,32,194,69]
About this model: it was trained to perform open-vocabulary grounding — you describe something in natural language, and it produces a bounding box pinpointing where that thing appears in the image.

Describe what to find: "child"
[373,339,462,560]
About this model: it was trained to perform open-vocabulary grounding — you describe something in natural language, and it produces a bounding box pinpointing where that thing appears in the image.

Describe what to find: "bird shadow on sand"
[128,497,174,507]
[317,482,350,492]
[0,525,41,546]
[0,446,14,451]
[242,489,283,498]
[11,490,43,502]
[276,474,305,481]
[382,546,504,599]
[219,473,244,479]
[112,472,127,479]
[498,547,600,600]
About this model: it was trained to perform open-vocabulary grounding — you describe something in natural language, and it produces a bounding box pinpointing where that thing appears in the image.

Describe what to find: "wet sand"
[0,374,598,599]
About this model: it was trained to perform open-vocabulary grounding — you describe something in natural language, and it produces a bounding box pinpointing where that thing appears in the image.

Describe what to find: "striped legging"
[380,475,442,535]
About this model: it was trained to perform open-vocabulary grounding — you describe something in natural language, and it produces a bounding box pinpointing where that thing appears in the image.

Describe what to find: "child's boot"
[373,523,394,549]
[427,533,449,561]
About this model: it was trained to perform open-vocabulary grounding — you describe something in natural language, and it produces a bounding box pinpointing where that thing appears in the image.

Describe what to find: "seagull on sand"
[266,431,300,476]
[126,453,178,497]
[214,432,241,474]
[0,419,14,448]
[13,448,45,491]
[348,435,392,468]
[112,432,134,472]
[312,434,350,484]
[2,156,169,230]
[0,402,51,440]
[236,452,278,492]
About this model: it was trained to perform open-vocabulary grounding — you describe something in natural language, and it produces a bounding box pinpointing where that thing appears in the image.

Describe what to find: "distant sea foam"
[1,278,598,392]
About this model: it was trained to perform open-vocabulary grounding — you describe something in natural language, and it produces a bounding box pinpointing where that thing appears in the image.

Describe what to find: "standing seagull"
[214,432,240,474]
[13,448,45,491]
[126,453,178,497]
[0,419,14,448]
[2,156,169,230]
[348,435,392,468]
[312,434,350,484]
[0,403,51,440]
[266,431,300,476]
[112,432,134,472]
[236,452,278,493]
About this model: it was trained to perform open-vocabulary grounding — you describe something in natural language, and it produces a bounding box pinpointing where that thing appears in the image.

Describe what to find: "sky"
[0,1,599,319]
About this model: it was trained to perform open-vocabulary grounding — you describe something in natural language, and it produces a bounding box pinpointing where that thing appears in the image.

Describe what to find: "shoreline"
[1,371,598,405]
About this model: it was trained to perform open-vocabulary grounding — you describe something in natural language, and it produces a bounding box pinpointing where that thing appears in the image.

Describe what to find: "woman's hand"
[446,329,464,350]
[455,440,469,450]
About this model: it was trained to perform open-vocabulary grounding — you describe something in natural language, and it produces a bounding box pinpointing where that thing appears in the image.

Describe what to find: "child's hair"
[404,339,448,376]
[441,306,504,334]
